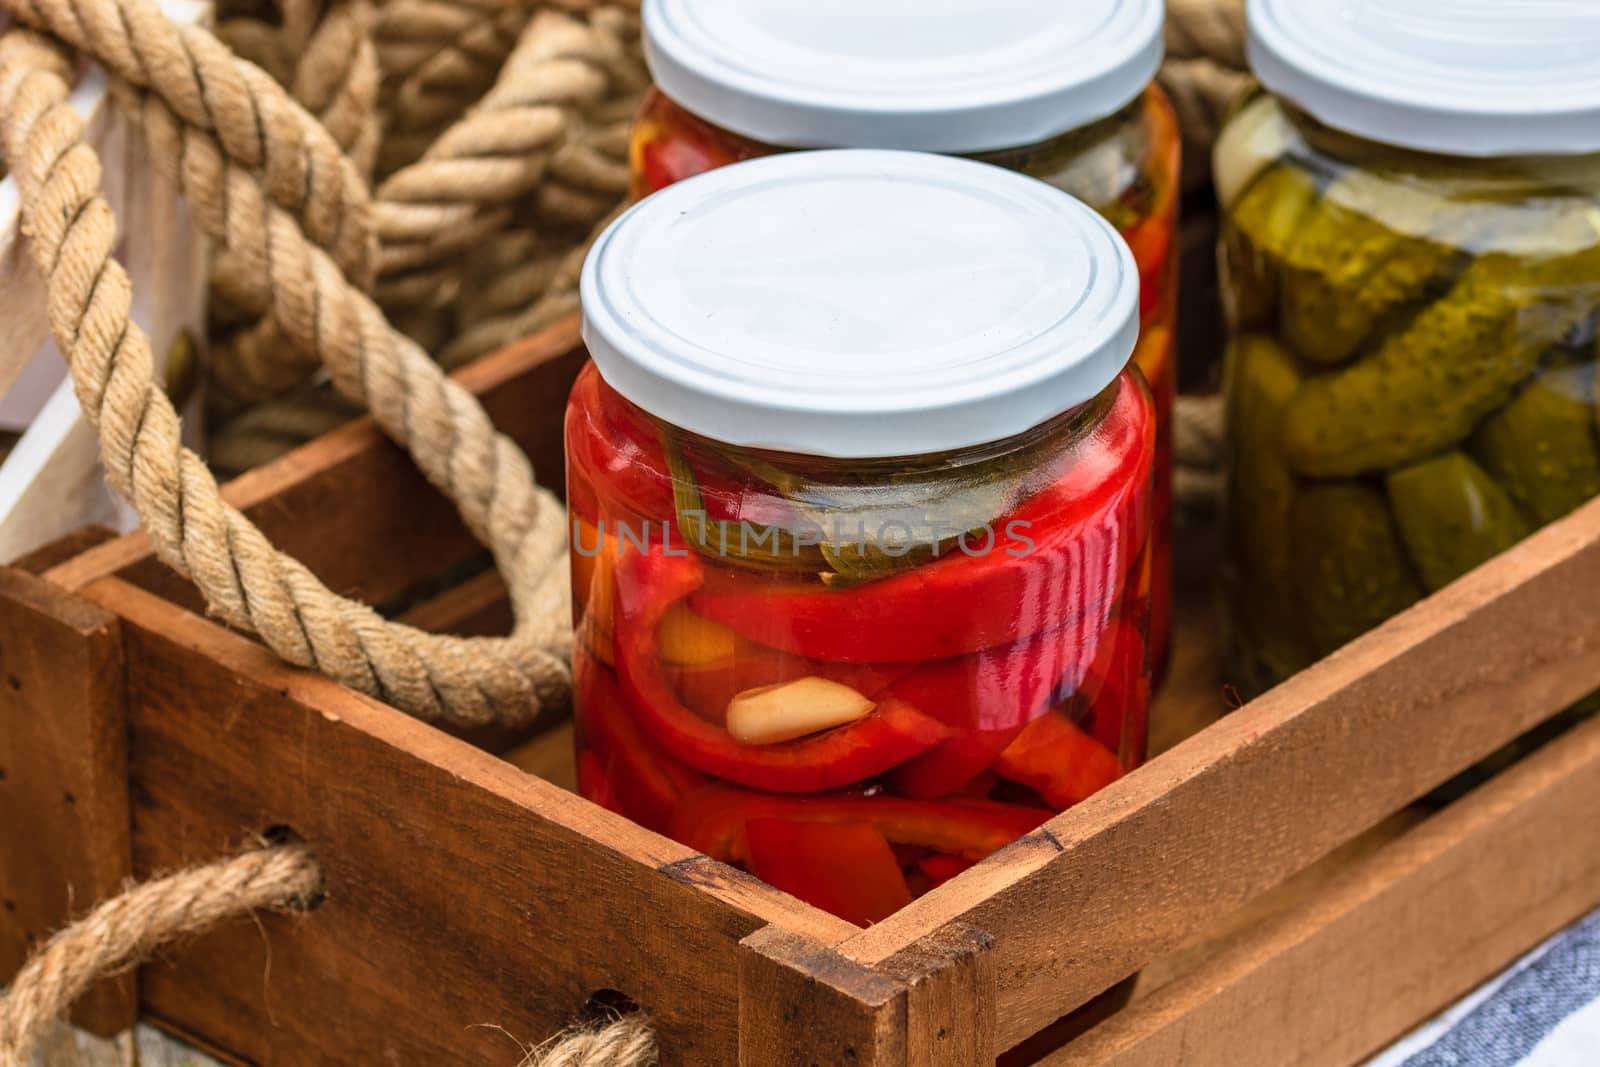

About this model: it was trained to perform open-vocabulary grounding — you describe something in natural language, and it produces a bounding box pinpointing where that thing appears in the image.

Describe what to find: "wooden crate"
[4,315,1600,1066]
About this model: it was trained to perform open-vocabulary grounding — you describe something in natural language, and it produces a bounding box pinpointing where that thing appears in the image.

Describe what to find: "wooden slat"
[46,319,587,613]
[737,924,995,1066]
[878,925,995,1067]
[1050,712,1600,1066]
[738,927,906,1066]
[840,496,1600,1051]
[0,568,132,1034]
[84,576,855,1065]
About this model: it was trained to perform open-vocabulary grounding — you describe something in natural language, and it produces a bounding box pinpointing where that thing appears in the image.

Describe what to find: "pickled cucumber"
[1281,250,1600,478]
[1223,335,1311,677]
[1290,484,1424,658]
[1222,165,1319,330]
[1279,174,1460,366]
[1471,357,1600,525]
[1385,452,1530,592]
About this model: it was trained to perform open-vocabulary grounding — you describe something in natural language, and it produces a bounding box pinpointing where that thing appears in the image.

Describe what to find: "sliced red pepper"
[745,818,913,926]
[613,549,947,792]
[689,371,1154,662]
[672,783,1052,864]
[889,726,1022,801]
[888,617,1115,733]
[873,569,1122,799]
[917,854,976,887]
[1123,217,1173,321]
[566,365,678,521]
[575,750,623,815]
[993,708,1124,810]
[575,650,707,834]
[1085,617,1150,762]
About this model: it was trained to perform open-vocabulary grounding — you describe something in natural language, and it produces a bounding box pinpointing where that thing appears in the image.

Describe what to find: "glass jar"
[1218,0,1600,695]
[570,152,1154,925]
[631,0,1181,677]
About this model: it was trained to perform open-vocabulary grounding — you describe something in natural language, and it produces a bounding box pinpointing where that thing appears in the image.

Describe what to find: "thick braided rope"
[219,0,382,178]
[375,0,531,177]
[0,28,572,727]
[1159,0,1251,189]
[1165,0,1246,67]
[0,845,321,1067]
[7,0,375,283]
[373,8,625,301]
[208,5,640,468]
[209,0,383,409]
[0,846,657,1067]
[4,0,383,406]
[523,1017,658,1067]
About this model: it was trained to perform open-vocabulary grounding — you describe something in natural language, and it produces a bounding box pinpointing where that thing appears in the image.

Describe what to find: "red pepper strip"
[889,727,1021,801]
[689,370,1154,663]
[671,783,1053,864]
[566,365,678,521]
[884,573,1120,799]
[745,819,913,926]
[917,854,976,888]
[1087,617,1150,761]
[613,549,948,792]
[636,122,746,196]
[1124,89,1181,321]
[993,709,1124,810]
[1123,217,1173,321]
[576,750,623,816]
[575,650,706,834]
[888,615,1116,733]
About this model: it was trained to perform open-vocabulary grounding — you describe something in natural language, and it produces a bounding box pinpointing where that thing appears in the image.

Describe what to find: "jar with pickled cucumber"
[633,0,1182,678]
[571,152,1153,924]
[1218,0,1600,695]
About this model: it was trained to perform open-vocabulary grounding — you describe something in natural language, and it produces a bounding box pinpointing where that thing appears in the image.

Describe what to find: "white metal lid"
[642,0,1165,154]
[580,151,1140,459]
[1249,0,1600,158]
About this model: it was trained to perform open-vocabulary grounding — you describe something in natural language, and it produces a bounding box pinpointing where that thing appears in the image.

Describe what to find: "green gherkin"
[1281,249,1600,478]
[1386,452,1531,592]
[1221,165,1319,331]
[1290,483,1425,659]
[1278,173,1463,366]
[1471,356,1600,526]
[1223,335,1312,679]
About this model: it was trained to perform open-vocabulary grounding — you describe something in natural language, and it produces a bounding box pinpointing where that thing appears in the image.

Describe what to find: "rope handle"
[0,844,658,1066]
[0,12,575,729]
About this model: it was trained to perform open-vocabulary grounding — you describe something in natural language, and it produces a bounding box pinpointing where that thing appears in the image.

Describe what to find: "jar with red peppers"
[568,151,1154,925]
[630,0,1180,677]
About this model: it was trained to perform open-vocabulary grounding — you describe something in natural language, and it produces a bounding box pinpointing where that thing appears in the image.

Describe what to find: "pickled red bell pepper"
[745,818,913,926]
[889,726,1023,801]
[576,650,706,833]
[916,854,976,887]
[1085,616,1149,759]
[887,623,1103,732]
[576,751,621,815]
[882,619,1122,799]
[612,549,948,792]
[672,783,1053,864]
[689,372,1155,662]
[993,709,1124,810]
